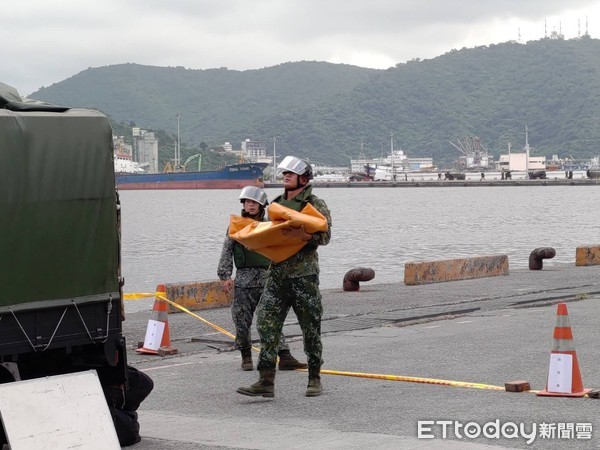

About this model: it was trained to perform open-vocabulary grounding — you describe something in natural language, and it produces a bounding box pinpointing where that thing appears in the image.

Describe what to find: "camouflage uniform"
[256,185,332,371]
[218,218,290,353]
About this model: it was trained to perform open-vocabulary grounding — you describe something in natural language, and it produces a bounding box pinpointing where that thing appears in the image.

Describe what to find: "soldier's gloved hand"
[222,279,234,294]
[281,224,312,241]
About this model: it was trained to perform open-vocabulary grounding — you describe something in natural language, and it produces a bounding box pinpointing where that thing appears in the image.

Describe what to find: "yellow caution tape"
[123,292,155,300]
[148,292,544,394]
[156,293,236,340]
[153,293,259,353]
[319,369,505,390]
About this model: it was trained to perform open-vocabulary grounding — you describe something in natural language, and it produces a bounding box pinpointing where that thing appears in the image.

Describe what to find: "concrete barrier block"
[575,246,600,266]
[158,346,179,356]
[404,255,509,285]
[165,281,233,313]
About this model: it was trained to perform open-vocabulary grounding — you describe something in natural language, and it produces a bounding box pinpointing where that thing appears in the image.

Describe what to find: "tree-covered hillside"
[31,38,600,167]
[31,61,377,158]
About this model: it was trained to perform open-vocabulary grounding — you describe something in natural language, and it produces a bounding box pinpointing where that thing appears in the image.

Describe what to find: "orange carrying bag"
[228,202,328,263]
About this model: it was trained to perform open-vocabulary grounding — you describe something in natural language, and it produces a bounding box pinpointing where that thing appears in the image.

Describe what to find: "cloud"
[1,0,599,95]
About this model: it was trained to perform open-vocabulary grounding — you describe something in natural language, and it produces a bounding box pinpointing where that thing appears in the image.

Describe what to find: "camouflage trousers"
[256,274,323,371]
[231,286,289,352]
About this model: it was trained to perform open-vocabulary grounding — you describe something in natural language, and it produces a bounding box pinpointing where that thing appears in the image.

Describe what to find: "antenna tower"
[359,139,366,160]
[586,16,589,36]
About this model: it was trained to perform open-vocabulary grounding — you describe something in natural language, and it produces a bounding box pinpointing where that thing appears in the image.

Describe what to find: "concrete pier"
[265,177,600,189]
[124,264,600,449]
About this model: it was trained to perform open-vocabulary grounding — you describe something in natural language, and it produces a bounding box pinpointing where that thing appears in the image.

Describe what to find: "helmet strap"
[284,180,299,191]
[284,176,308,198]
[297,174,309,189]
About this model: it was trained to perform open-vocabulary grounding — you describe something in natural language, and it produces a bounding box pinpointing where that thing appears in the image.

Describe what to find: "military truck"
[0,82,127,390]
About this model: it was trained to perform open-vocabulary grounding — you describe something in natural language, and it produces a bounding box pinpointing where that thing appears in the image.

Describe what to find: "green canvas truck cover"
[0,93,119,312]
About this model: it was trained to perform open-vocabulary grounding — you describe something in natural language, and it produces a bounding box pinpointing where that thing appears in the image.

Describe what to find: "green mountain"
[30,37,600,168]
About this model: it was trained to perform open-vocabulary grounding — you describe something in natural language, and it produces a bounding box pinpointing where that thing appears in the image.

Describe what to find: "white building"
[241,138,274,165]
[241,139,266,158]
[496,126,545,171]
[405,157,436,171]
[496,153,546,171]
[351,150,407,173]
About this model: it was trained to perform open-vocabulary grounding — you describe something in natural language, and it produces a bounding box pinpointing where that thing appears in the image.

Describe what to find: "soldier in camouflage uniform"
[237,157,331,398]
[218,186,307,371]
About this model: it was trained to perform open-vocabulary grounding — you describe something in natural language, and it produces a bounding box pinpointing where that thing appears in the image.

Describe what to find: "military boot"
[305,367,322,397]
[240,348,253,371]
[277,349,308,370]
[236,369,276,397]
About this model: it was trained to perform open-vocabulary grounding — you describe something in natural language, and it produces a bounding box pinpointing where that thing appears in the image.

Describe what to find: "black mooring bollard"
[343,267,375,291]
[529,247,556,270]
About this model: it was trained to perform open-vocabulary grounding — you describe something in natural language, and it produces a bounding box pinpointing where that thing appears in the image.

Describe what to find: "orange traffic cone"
[537,303,591,397]
[136,284,177,355]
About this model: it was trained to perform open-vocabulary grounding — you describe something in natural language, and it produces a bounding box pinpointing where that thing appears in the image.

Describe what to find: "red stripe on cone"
[136,284,177,355]
[556,303,568,315]
[553,327,573,340]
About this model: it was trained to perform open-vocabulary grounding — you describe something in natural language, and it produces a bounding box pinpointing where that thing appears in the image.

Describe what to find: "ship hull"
[116,163,268,190]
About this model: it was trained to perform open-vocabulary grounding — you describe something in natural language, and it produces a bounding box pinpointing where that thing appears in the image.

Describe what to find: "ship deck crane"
[183,153,202,172]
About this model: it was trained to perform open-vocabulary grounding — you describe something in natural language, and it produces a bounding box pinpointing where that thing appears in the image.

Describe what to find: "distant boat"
[373,165,405,181]
[116,162,268,190]
[313,173,349,183]
[114,152,146,174]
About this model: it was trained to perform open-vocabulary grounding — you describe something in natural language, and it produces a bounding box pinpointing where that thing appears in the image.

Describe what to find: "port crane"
[449,136,490,169]
[182,153,202,172]
[163,153,202,173]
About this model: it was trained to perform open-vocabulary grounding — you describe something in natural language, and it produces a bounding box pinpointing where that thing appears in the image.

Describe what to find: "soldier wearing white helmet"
[237,156,332,398]
[277,155,314,189]
[238,185,268,208]
[218,185,307,372]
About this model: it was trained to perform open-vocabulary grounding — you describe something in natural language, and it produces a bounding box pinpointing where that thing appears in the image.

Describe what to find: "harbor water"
[120,185,600,294]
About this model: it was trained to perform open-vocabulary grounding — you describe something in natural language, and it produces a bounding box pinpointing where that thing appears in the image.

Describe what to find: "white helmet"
[277,156,313,180]
[239,186,268,206]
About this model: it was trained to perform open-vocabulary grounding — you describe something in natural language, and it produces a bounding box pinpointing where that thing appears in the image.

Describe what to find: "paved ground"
[122,264,600,449]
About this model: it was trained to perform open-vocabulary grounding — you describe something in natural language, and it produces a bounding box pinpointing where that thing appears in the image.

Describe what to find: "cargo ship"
[116,162,268,190]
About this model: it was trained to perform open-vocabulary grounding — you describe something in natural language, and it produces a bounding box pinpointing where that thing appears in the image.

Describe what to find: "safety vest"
[274,187,313,212]
[233,241,270,269]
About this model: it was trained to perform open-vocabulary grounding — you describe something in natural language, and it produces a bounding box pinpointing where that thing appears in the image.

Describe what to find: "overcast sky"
[2,0,599,96]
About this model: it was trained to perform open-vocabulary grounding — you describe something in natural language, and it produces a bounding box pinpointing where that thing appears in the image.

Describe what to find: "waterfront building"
[351,150,407,173]
[496,153,546,171]
[132,127,158,173]
[241,138,274,165]
[241,139,266,158]
[406,157,436,171]
[495,125,545,172]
